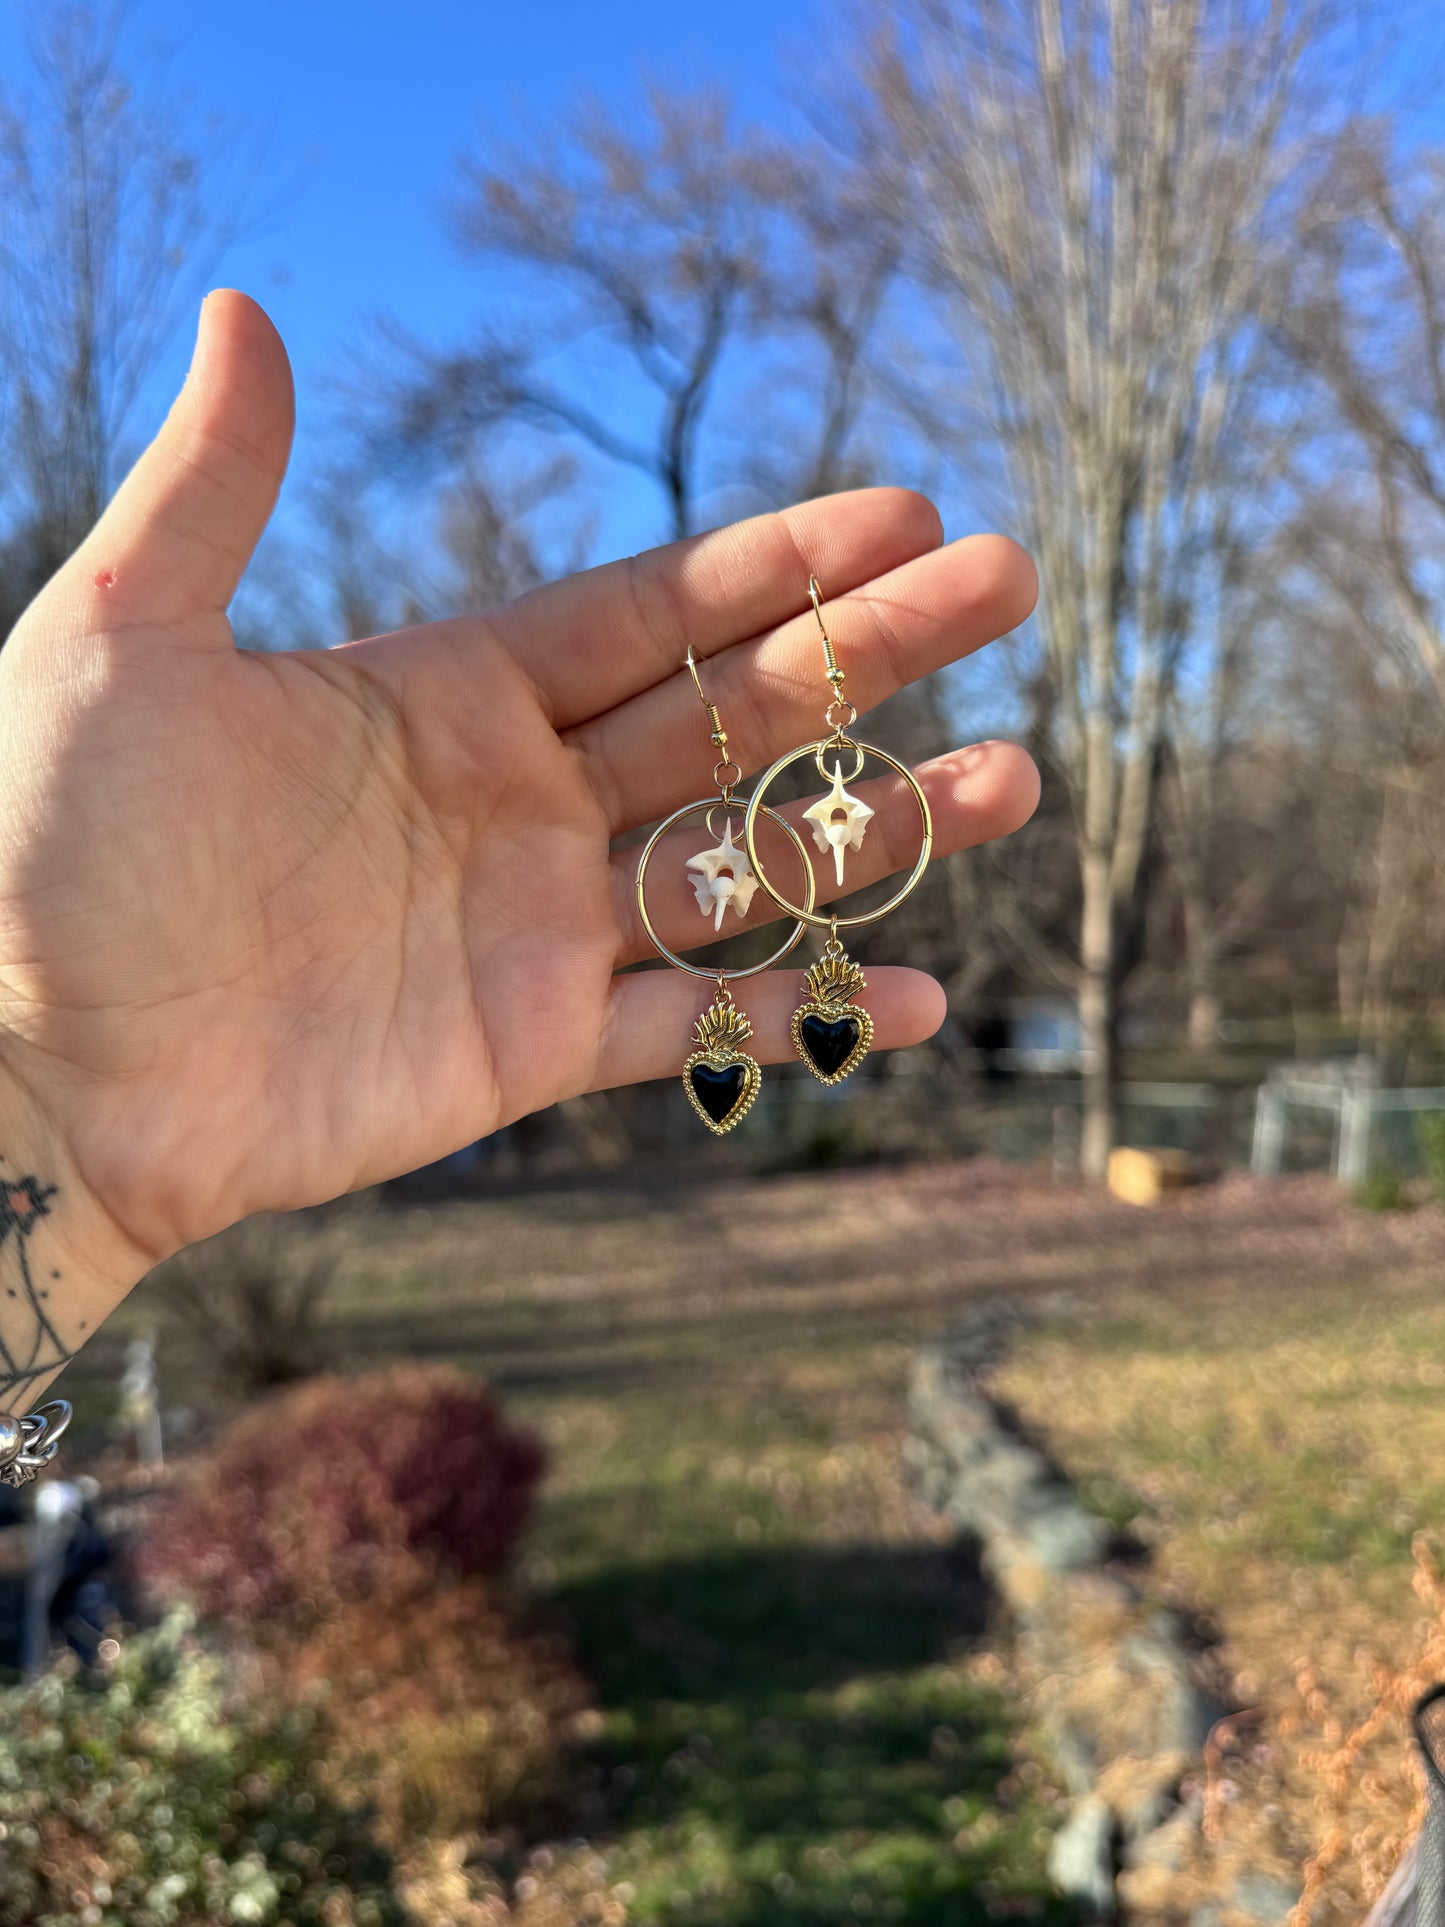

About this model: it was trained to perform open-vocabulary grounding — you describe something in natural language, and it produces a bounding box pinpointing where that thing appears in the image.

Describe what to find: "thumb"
[64,289,295,637]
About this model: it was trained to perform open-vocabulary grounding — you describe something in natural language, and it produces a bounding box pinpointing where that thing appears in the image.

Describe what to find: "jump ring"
[635,797,817,980]
[743,739,933,931]
[815,739,866,785]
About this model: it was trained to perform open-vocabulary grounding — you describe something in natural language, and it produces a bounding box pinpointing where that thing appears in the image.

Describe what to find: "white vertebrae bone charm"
[803,758,874,887]
[687,820,761,931]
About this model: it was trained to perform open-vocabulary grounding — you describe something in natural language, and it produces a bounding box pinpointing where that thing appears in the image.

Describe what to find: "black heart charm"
[799,1014,862,1078]
[690,1061,748,1126]
[791,998,874,1084]
[683,1047,761,1133]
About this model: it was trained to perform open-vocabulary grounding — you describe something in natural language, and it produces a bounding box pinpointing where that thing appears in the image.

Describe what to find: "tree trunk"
[1181,877,1222,1054]
[1187,983,1222,1057]
[1360,774,1412,1075]
[1078,847,1116,1183]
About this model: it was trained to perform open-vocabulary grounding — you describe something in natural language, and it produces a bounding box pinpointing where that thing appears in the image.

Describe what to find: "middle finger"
[568,533,1037,835]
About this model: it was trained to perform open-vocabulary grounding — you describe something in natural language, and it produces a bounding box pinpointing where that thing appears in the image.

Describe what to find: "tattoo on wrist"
[0,1167,74,1410]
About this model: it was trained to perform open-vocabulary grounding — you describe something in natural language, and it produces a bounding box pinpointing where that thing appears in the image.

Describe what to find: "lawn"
[125,1165,1078,1926]
[88,1157,1445,1922]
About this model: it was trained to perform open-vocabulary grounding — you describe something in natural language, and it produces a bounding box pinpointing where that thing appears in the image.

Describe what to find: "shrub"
[139,1365,545,1631]
[1417,1112,1445,1201]
[146,1207,353,1395]
[0,1609,403,1927]
[281,1577,590,1843]
[1355,1169,1412,1212]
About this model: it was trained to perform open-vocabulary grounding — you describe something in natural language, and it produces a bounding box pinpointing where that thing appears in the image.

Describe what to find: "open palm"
[0,293,1038,1268]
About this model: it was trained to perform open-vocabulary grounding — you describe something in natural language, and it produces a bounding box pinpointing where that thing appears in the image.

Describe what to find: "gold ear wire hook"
[808,574,846,699]
[687,643,728,754]
[809,574,856,744]
[687,644,741,795]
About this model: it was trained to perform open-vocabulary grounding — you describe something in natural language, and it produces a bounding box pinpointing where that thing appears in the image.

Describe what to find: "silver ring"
[0,1399,72,1489]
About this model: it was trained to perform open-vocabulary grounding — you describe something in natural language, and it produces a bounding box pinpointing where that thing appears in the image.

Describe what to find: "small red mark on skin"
[93,567,116,591]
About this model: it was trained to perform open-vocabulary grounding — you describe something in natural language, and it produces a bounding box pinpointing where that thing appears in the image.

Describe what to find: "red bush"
[139,1364,545,1630]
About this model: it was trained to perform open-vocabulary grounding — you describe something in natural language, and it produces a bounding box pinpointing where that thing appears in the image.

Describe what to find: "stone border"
[905,1308,1299,1924]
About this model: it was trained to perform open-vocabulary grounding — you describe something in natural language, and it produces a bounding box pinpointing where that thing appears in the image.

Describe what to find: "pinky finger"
[588,964,947,1092]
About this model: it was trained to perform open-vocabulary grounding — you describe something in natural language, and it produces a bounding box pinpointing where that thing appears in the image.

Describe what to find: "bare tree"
[225,444,587,655]
[372,89,779,540]
[1280,134,1445,710]
[437,454,588,612]
[738,165,900,507]
[375,86,901,544]
[1269,480,1445,1071]
[0,5,255,637]
[863,0,1324,1176]
[1245,129,1445,1065]
[1160,496,1290,1055]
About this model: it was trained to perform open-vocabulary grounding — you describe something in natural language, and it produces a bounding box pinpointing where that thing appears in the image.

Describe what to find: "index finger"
[488,488,944,728]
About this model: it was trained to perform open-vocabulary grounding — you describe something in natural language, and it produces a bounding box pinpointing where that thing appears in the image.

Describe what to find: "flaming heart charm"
[683,987,762,1134]
[791,941,873,1085]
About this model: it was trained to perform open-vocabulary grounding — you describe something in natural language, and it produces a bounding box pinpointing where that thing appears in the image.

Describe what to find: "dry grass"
[988,1172,1445,1921]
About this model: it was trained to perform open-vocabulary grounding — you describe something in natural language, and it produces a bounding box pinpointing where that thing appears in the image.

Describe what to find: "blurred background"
[4,1,1445,1922]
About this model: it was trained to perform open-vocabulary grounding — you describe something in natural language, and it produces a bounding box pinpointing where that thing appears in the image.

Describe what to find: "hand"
[0,291,1037,1345]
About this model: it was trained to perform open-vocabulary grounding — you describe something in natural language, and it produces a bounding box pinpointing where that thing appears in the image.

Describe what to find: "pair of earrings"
[634,576,934,1135]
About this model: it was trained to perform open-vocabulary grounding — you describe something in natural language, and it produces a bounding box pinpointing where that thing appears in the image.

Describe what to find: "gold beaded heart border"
[682,1049,761,1134]
[790,1003,874,1086]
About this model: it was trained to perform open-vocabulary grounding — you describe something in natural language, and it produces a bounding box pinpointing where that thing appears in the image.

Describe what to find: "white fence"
[1250,1065,1445,1185]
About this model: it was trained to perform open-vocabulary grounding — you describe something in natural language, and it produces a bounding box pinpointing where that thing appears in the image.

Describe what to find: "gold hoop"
[635,797,816,980]
[743,739,934,931]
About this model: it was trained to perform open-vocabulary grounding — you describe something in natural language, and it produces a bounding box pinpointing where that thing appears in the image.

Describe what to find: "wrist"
[0,1065,155,1412]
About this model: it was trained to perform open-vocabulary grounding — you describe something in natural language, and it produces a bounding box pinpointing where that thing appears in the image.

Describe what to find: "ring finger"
[610,739,1039,967]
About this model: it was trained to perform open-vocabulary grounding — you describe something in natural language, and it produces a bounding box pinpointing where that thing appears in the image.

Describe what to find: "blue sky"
[0,0,831,570]
[9,0,1431,690]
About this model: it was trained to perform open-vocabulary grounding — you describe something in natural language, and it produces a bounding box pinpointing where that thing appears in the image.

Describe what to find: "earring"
[743,575,934,1086]
[635,647,817,1134]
